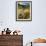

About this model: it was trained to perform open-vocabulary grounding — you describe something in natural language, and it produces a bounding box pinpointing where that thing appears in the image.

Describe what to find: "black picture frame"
[16,1,32,21]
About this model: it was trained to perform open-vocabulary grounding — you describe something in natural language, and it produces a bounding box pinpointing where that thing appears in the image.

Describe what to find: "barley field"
[17,2,31,19]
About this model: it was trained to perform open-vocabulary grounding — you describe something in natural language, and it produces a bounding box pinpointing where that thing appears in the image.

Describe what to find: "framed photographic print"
[16,1,32,21]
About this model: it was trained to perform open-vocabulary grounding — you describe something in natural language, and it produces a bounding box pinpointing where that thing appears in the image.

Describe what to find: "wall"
[0,0,46,45]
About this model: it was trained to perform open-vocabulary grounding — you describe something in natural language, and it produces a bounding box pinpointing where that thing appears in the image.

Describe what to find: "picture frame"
[32,42,46,46]
[16,1,32,21]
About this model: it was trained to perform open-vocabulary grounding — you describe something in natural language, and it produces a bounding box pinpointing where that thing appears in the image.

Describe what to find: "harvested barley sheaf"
[32,38,46,43]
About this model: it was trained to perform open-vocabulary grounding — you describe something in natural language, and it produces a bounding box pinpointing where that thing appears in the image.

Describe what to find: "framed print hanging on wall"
[16,1,32,21]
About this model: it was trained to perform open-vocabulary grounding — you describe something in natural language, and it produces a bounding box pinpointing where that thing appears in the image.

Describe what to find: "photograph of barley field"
[16,1,32,21]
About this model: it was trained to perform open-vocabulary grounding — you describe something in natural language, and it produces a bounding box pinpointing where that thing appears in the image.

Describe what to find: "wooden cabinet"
[0,35,23,46]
